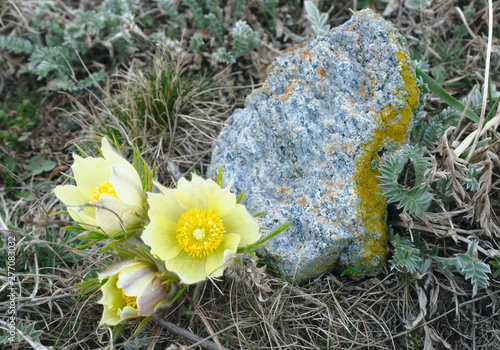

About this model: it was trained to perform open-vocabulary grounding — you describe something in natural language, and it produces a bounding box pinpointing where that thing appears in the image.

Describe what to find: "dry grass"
[1,0,500,349]
[63,45,237,187]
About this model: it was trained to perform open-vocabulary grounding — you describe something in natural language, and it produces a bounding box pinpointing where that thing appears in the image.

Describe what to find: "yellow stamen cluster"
[89,182,119,204]
[121,289,137,308]
[176,208,225,257]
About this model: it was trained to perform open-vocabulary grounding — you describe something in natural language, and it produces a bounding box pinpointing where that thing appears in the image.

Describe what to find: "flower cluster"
[54,138,277,329]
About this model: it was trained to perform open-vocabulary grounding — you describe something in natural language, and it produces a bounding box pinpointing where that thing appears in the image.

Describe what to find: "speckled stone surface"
[208,9,419,283]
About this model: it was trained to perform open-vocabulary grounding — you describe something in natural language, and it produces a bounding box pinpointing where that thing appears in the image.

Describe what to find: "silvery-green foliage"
[124,339,149,350]
[404,0,432,10]
[29,47,71,79]
[420,109,458,149]
[413,84,499,149]
[206,0,223,9]
[49,73,79,90]
[205,9,224,42]
[378,145,434,217]
[184,0,206,28]
[410,75,429,144]
[190,32,205,53]
[455,242,491,297]
[155,0,268,63]
[231,20,260,59]
[212,47,236,64]
[234,0,248,18]
[257,0,279,12]
[389,233,425,274]
[154,0,183,26]
[0,37,34,54]
[461,165,483,191]
[0,0,153,90]
[64,10,105,54]
[101,0,133,14]
[304,1,330,36]
[413,59,430,73]
[48,71,107,91]
[389,232,491,296]
[0,321,43,344]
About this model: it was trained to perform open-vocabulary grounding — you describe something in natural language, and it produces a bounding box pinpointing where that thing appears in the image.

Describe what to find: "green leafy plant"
[404,0,432,11]
[154,0,183,26]
[0,90,42,150]
[455,242,491,296]
[0,156,16,189]
[0,321,43,345]
[189,32,205,53]
[22,155,57,180]
[389,232,427,274]
[212,47,236,64]
[304,1,330,36]
[0,90,46,196]
[490,257,500,279]
[157,0,267,64]
[381,65,500,298]
[0,154,57,201]
[0,0,162,90]
[412,76,500,150]
[389,231,491,296]
[378,145,434,217]
[231,20,260,59]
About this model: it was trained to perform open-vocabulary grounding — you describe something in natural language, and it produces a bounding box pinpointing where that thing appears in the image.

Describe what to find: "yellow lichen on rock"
[350,29,419,277]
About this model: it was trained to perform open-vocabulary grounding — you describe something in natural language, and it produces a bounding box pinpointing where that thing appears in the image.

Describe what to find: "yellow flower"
[141,174,261,284]
[97,260,168,326]
[53,138,145,236]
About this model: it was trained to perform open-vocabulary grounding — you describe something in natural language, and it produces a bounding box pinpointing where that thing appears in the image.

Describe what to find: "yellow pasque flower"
[141,174,261,284]
[53,138,145,236]
[97,260,168,326]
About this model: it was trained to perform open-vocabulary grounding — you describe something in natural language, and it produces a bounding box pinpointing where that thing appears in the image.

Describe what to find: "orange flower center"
[176,208,225,258]
[89,182,119,204]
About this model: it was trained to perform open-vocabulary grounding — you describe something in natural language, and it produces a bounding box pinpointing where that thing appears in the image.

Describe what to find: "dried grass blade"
[465,0,494,162]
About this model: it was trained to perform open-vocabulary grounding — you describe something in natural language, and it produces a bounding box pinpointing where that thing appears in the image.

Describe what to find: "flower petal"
[165,252,209,285]
[53,185,95,219]
[98,274,126,326]
[54,184,97,228]
[174,174,208,210]
[205,233,241,278]
[72,154,112,194]
[222,204,261,247]
[206,180,237,218]
[116,263,156,296]
[99,306,122,326]
[109,163,144,205]
[95,197,144,235]
[136,277,167,316]
[66,208,98,230]
[98,260,137,280]
[100,138,130,166]
[142,191,184,260]
[98,275,123,309]
[53,184,87,206]
[147,190,184,223]
[118,305,140,320]
[141,217,182,261]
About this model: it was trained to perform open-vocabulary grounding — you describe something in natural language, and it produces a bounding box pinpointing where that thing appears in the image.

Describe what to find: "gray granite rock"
[208,9,419,283]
